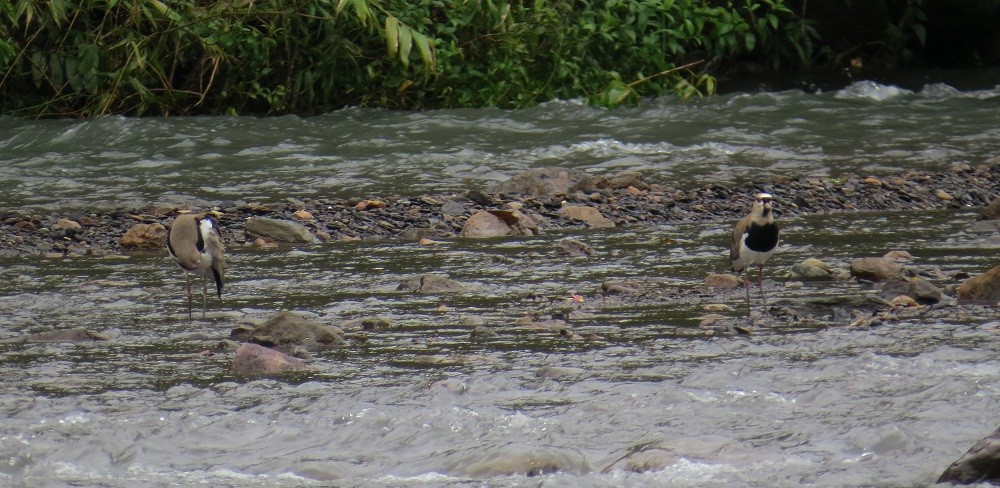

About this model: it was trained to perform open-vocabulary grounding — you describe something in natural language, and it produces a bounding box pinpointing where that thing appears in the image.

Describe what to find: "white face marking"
[198,218,215,237]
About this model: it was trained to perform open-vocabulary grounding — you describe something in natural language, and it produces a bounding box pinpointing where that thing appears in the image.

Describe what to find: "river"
[0,80,998,487]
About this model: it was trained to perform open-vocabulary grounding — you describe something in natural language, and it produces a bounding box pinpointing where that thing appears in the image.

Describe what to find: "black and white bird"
[730,193,779,316]
[166,213,226,319]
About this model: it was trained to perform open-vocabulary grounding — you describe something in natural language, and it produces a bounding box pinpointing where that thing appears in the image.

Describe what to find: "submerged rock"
[398,273,471,293]
[440,445,588,477]
[880,278,943,304]
[244,216,317,243]
[236,311,346,353]
[489,167,591,196]
[980,197,1000,220]
[555,237,594,256]
[16,327,108,343]
[232,343,309,374]
[957,265,1000,305]
[121,223,167,250]
[850,257,906,281]
[938,426,1000,484]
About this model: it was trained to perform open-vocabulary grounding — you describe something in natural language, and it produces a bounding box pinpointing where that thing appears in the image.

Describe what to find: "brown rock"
[850,257,905,281]
[883,250,913,261]
[863,177,883,187]
[558,205,615,228]
[292,209,313,220]
[981,197,1000,220]
[705,273,741,289]
[121,223,167,250]
[489,167,591,196]
[51,218,82,232]
[555,238,594,256]
[232,343,309,374]
[460,211,511,238]
[957,265,1000,305]
[398,274,471,293]
[936,189,954,201]
[239,311,347,352]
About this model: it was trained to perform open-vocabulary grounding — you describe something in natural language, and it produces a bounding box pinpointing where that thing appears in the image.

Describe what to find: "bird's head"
[755,193,773,216]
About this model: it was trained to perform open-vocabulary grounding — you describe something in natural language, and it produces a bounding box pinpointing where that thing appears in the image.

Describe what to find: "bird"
[166,213,226,319]
[730,193,779,316]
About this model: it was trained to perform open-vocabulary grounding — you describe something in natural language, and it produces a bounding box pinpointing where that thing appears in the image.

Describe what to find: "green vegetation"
[0,0,821,116]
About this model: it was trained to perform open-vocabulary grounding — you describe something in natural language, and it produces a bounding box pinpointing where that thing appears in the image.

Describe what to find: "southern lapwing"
[730,193,779,316]
[167,213,226,319]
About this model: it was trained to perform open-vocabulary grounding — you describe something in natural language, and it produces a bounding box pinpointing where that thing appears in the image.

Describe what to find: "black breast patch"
[744,223,779,252]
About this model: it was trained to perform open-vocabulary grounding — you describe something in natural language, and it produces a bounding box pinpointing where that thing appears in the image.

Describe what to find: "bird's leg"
[743,269,752,317]
[185,274,193,320]
[757,264,769,314]
[202,276,208,319]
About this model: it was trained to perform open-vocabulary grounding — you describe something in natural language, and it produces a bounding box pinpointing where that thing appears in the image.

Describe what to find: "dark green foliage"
[0,0,819,116]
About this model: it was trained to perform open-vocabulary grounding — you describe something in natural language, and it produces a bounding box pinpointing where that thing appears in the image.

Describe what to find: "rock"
[232,343,309,374]
[879,279,942,305]
[890,295,919,307]
[980,197,1000,220]
[398,274,470,293]
[489,167,592,196]
[555,238,594,256]
[250,237,278,250]
[558,205,615,228]
[791,258,833,280]
[16,327,108,343]
[938,426,1000,484]
[244,216,317,243]
[460,211,511,238]
[51,218,82,232]
[470,325,499,340]
[970,220,1000,233]
[705,273,741,289]
[120,223,167,250]
[850,257,905,281]
[883,250,914,261]
[602,281,643,295]
[536,365,585,381]
[863,176,883,187]
[442,445,587,477]
[239,311,347,352]
[957,265,1000,304]
[936,189,954,201]
[292,209,313,220]
[606,171,649,190]
[487,209,538,235]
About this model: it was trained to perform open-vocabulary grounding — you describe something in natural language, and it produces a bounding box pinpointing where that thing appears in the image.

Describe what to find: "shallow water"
[1,81,999,487]
[1,81,998,211]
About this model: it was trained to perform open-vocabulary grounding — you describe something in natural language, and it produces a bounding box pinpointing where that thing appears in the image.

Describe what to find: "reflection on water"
[1,81,998,211]
[0,208,997,486]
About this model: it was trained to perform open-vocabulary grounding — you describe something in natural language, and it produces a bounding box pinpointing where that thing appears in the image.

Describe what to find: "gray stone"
[555,238,594,256]
[489,167,592,196]
[938,426,1000,484]
[244,216,317,243]
[850,257,905,281]
[240,311,346,352]
[880,278,943,304]
[232,343,309,374]
[16,327,108,343]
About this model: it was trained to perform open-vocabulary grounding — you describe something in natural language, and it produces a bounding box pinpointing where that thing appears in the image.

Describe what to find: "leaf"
[744,33,756,51]
[385,16,399,57]
[398,25,412,67]
[412,31,436,72]
[912,23,926,46]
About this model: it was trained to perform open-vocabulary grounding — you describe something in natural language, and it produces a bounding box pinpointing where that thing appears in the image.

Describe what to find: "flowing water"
[0,80,999,487]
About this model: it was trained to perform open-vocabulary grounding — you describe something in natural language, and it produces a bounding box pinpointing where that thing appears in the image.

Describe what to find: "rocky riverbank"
[1,162,997,259]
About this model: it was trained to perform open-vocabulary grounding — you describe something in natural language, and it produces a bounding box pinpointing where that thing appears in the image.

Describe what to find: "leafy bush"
[0,0,819,116]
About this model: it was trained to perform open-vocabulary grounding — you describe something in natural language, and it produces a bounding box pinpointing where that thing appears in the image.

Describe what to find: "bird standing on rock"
[167,213,226,319]
[730,193,779,316]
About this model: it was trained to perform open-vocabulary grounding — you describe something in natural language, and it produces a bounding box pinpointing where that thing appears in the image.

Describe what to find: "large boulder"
[938,426,1000,484]
[460,211,511,238]
[850,257,906,281]
[489,167,591,196]
[232,343,309,374]
[957,265,1000,304]
[234,311,346,353]
[244,216,317,243]
[121,223,167,250]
